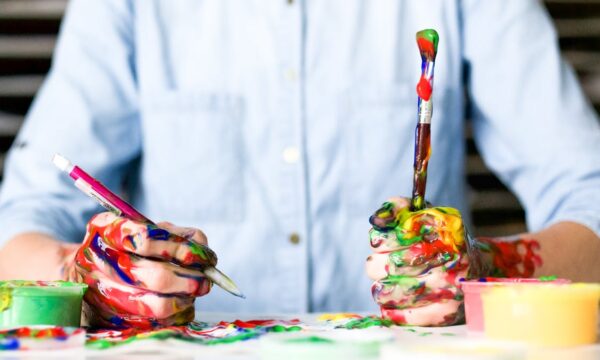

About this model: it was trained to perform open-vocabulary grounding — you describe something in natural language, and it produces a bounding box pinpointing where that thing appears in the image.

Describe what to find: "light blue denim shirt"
[0,0,599,313]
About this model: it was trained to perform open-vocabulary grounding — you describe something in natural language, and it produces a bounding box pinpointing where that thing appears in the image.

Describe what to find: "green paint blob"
[189,243,209,260]
[418,332,433,337]
[388,251,407,267]
[267,325,302,333]
[539,275,558,282]
[285,336,334,344]
[342,316,393,329]
[380,275,420,289]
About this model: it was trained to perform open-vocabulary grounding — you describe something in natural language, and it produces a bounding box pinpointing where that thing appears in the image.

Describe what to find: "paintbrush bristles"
[416,29,439,61]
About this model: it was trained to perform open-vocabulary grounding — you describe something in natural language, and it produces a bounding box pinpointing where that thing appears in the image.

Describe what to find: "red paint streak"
[411,239,456,261]
[416,75,432,101]
[15,327,30,337]
[417,37,436,60]
[216,319,301,330]
[480,238,542,278]
[445,258,469,286]
[416,288,456,303]
[380,308,407,325]
[230,320,258,329]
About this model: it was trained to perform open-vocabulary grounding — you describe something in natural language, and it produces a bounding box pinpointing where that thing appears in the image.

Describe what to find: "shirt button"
[282,146,300,164]
[289,233,301,245]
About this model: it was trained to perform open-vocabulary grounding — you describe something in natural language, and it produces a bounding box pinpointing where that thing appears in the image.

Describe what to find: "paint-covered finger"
[156,222,208,246]
[81,275,195,321]
[129,259,211,296]
[369,228,409,253]
[83,300,195,329]
[87,212,217,268]
[75,233,211,296]
[369,197,410,231]
[380,301,462,326]
[371,263,468,309]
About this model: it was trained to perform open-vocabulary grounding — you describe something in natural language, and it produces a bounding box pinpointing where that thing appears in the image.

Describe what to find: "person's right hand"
[365,197,469,326]
[64,212,216,329]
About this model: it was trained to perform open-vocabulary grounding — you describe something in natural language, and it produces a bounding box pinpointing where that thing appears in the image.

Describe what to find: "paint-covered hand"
[365,197,469,326]
[64,212,216,329]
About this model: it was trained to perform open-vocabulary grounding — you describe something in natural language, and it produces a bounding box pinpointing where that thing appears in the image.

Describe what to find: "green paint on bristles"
[538,275,558,282]
[416,28,439,54]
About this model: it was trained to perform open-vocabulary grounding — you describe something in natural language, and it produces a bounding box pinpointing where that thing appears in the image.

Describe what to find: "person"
[0,0,599,325]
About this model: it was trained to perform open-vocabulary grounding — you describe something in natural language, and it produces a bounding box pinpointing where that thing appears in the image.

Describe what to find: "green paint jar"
[0,281,87,328]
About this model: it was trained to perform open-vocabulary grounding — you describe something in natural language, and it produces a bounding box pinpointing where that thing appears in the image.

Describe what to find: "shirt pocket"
[139,92,245,224]
[340,84,416,217]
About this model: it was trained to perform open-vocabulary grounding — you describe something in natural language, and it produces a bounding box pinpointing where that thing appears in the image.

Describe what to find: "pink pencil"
[52,154,244,298]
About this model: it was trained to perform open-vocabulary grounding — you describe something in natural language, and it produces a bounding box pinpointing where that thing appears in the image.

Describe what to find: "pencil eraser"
[52,154,71,172]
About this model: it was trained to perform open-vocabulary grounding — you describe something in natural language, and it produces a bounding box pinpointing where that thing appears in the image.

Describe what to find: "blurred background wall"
[0,0,598,236]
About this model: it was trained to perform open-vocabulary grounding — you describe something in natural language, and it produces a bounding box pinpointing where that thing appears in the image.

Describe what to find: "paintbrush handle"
[410,29,439,211]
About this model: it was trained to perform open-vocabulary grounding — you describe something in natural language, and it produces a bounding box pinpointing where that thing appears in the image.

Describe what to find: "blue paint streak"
[174,271,205,282]
[110,316,125,327]
[90,233,136,285]
[125,235,136,249]
[148,226,170,240]
[0,338,19,350]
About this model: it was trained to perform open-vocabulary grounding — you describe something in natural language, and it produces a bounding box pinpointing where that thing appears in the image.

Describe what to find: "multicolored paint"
[0,326,85,351]
[367,200,469,326]
[86,319,303,349]
[64,212,215,329]
[411,29,439,212]
[0,314,460,352]
[475,236,542,278]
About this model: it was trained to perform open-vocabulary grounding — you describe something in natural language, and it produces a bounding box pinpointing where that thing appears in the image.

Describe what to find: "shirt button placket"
[276,0,308,313]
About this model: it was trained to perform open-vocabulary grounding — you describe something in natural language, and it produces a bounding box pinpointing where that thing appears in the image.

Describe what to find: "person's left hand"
[64,212,216,329]
[366,197,470,326]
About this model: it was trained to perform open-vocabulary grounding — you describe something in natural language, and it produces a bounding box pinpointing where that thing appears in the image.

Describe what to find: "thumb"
[369,197,410,230]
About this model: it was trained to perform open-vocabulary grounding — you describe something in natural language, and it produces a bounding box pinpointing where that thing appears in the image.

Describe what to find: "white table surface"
[1,312,599,359]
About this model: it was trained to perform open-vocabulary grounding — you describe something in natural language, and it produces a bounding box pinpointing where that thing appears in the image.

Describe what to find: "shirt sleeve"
[0,0,141,246]
[461,0,600,237]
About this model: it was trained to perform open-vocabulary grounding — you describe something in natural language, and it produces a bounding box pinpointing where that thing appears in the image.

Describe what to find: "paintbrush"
[410,29,439,212]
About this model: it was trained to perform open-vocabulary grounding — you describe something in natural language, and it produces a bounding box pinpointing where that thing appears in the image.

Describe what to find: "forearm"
[0,233,78,281]
[478,221,600,282]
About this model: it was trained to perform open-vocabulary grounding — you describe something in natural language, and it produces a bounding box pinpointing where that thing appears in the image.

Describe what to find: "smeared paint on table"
[0,313,407,352]
[2,313,598,358]
[86,318,304,349]
[0,326,85,350]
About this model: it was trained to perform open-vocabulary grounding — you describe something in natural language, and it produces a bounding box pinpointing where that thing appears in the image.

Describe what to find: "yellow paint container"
[482,283,600,347]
